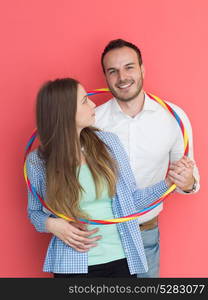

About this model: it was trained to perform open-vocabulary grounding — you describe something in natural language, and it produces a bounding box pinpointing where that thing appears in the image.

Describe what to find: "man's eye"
[126,66,133,69]
[109,70,115,74]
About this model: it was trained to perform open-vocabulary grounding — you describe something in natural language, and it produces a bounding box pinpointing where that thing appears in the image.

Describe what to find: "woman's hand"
[45,217,102,252]
[167,156,195,191]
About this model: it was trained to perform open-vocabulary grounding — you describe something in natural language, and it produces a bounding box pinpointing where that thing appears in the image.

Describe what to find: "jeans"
[137,226,160,278]
[54,258,137,278]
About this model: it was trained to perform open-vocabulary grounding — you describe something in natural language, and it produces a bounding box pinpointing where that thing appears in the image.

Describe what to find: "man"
[95,39,200,277]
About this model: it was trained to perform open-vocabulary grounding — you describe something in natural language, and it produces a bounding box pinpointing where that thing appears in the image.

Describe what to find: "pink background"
[0,0,207,277]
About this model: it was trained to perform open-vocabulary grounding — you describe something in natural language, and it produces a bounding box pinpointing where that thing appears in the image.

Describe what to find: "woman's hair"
[36,78,117,221]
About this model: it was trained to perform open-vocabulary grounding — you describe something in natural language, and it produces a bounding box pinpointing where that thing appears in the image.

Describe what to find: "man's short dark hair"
[101,39,143,73]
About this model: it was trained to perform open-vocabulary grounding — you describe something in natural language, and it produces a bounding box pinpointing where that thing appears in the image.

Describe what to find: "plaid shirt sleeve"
[26,152,51,233]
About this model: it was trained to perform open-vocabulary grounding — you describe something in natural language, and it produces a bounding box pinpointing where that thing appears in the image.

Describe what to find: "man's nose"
[118,70,126,81]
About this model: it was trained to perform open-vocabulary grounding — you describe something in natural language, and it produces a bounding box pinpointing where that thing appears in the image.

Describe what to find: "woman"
[26,78,193,278]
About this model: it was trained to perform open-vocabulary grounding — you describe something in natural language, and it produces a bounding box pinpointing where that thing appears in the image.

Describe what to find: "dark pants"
[54,258,136,278]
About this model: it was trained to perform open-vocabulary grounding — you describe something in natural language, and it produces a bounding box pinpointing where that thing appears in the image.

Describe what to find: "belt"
[139,216,158,231]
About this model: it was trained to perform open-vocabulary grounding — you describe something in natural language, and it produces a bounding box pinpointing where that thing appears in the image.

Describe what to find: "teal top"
[78,164,126,266]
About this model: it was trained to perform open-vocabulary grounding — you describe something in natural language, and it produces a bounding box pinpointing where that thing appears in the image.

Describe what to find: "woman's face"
[76,84,96,131]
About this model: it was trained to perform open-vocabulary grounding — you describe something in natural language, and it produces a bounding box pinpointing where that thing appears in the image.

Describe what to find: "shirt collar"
[111,92,159,118]
[143,93,159,112]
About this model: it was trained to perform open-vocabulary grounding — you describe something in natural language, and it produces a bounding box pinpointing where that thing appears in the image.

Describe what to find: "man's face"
[103,46,144,102]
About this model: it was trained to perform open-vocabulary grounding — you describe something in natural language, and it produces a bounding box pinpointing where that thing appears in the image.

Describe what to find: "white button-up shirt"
[95,93,200,224]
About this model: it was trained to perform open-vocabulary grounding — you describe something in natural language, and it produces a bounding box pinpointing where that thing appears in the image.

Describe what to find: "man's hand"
[167,156,195,191]
[46,217,102,252]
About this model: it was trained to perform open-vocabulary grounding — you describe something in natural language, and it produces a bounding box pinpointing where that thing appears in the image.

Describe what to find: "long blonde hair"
[36,78,117,221]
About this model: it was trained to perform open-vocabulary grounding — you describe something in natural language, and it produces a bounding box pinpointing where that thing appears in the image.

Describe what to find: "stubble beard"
[108,77,143,102]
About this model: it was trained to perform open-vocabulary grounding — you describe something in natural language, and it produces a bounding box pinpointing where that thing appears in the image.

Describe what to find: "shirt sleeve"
[169,104,200,194]
[26,153,51,233]
[132,181,169,210]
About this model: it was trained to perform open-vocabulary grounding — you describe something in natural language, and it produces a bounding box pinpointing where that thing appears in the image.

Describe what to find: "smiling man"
[95,39,200,278]
[102,45,144,111]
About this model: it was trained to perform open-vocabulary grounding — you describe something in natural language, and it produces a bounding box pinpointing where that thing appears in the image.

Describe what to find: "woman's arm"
[132,179,171,210]
[26,153,52,232]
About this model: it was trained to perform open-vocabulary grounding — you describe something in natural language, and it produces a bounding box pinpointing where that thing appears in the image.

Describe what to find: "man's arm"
[169,102,200,194]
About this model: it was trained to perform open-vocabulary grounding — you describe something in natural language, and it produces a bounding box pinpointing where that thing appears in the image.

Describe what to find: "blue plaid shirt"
[26,131,168,274]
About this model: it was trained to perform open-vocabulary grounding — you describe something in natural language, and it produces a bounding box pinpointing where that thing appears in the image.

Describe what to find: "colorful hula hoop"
[24,89,189,225]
